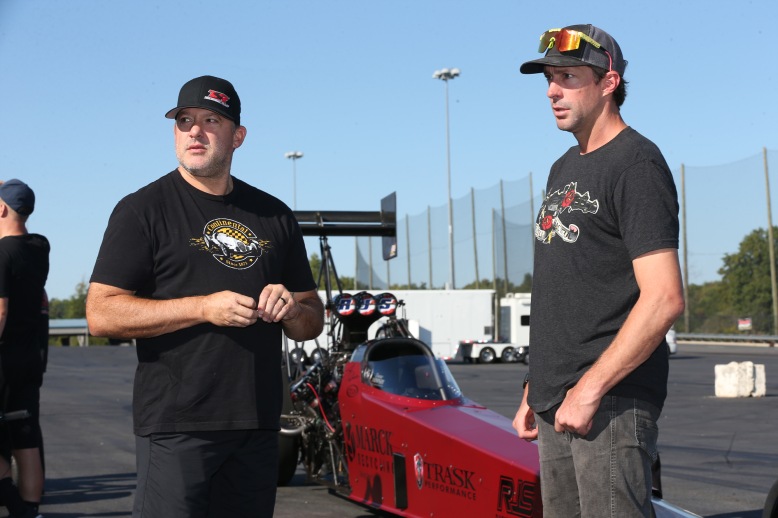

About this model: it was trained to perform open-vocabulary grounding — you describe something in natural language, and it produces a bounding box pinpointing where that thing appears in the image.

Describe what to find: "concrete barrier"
[714,361,767,397]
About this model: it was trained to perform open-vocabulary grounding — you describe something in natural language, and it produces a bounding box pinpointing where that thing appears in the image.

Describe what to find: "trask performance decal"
[417,459,477,501]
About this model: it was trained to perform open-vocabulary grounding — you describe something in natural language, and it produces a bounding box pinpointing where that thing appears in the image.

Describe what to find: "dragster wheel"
[277,433,299,486]
[478,347,496,364]
[765,478,778,518]
[500,347,515,363]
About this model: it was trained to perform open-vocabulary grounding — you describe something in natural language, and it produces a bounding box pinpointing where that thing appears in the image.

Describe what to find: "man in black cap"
[0,179,48,518]
[512,25,685,516]
[87,76,324,517]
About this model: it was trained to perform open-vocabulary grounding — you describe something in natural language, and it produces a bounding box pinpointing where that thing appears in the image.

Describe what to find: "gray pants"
[536,396,660,518]
[133,429,279,518]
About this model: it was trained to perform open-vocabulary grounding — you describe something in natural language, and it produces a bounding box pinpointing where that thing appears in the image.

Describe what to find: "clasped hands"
[203,284,297,328]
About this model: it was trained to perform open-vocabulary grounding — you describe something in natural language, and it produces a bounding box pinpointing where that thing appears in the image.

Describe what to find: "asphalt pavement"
[13,343,778,518]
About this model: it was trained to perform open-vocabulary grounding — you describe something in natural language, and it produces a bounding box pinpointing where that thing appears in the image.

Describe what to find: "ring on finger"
[280,297,287,305]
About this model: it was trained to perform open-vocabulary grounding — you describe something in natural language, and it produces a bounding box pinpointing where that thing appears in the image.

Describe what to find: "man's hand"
[513,386,538,442]
[554,383,598,436]
[201,290,260,328]
[256,284,297,323]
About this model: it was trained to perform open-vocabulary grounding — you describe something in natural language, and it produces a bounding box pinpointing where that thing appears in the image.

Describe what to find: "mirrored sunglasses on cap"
[537,28,613,71]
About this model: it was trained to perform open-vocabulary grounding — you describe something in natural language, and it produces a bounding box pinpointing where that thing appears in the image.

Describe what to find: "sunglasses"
[537,28,613,71]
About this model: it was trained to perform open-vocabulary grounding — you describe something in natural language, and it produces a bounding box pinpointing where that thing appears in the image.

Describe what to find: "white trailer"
[389,289,495,359]
[285,289,495,362]
[499,293,531,346]
[454,292,531,364]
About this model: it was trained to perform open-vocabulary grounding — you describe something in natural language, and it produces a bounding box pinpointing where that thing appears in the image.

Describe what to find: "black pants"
[133,429,279,518]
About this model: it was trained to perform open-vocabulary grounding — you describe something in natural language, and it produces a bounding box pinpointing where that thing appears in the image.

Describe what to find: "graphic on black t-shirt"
[535,182,599,244]
[189,218,270,269]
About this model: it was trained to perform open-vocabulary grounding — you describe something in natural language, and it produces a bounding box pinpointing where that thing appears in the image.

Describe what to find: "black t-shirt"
[90,171,316,435]
[529,127,679,413]
[0,234,50,363]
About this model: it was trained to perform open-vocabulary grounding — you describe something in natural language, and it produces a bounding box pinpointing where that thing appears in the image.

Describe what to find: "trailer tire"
[478,347,496,364]
[500,347,515,363]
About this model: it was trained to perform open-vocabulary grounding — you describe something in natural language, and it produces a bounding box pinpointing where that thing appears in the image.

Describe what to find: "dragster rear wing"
[294,193,398,349]
[294,192,397,261]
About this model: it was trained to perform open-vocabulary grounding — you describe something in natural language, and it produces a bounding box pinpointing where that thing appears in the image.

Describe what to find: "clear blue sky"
[1,0,776,299]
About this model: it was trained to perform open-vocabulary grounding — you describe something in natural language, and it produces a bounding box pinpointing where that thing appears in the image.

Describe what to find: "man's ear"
[602,71,621,95]
[233,125,247,149]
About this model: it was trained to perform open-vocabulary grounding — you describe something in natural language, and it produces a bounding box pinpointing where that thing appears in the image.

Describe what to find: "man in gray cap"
[0,179,48,518]
[512,25,685,516]
[87,76,324,517]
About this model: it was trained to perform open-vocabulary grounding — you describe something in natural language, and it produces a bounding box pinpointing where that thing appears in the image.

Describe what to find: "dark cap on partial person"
[165,75,241,125]
[0,179,35,216]
[520,24,627,76]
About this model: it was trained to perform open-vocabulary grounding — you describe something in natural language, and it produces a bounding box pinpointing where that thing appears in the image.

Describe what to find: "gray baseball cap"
[520,24,627,76]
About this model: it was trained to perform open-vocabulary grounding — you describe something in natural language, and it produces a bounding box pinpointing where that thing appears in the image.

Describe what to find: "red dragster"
[278,291,701,518]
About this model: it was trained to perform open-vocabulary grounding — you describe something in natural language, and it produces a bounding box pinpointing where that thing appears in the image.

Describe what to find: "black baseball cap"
[165,75,241,125]
[520,24,627,76]
[0,179,35,216]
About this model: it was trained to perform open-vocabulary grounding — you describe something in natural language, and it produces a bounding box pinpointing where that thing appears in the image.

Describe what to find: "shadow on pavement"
[40,472,134,517]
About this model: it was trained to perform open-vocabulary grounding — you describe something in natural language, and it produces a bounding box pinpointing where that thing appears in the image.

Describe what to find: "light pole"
[433,68,460,289]
[284,151,303,209]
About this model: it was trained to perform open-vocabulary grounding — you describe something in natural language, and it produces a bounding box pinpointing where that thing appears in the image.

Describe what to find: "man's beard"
[178,150,231,179]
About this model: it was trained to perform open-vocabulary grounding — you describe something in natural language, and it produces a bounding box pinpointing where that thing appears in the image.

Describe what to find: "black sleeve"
[90,196,155,291]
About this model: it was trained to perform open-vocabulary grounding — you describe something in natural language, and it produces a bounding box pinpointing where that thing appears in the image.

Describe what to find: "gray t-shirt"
[528,127,679,413]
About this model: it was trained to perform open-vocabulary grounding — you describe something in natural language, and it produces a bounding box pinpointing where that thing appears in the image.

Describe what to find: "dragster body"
[337,337,541,517]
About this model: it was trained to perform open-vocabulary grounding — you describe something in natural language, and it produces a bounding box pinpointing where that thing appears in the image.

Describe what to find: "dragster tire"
[277,433,300,486]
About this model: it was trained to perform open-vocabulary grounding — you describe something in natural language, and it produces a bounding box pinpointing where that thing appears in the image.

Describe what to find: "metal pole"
[368,237,373,290]
[492,208,499,338]
[529,173,535,256]
[471,187,479,289]
[764,148,778,334]
[427,206,433,289]
[444,78,455,289]
[681,164,689,333]
[385,237,391,289]
[354,237,358,290]
[284,151,303,210]
[491,208,497,292]
[500,180,509,294]
[433,68,459,289]
[292,160,297,210]
[406,215,412,289]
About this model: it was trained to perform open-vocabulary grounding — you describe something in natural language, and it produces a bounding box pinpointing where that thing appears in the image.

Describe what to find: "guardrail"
[677,333,777,346]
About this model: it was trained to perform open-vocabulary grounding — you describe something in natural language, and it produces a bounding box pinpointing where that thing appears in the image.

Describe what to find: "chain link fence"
[352,149,778,300]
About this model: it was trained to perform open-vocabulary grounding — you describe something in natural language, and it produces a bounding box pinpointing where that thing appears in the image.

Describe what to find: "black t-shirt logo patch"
[195,218,270,269]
